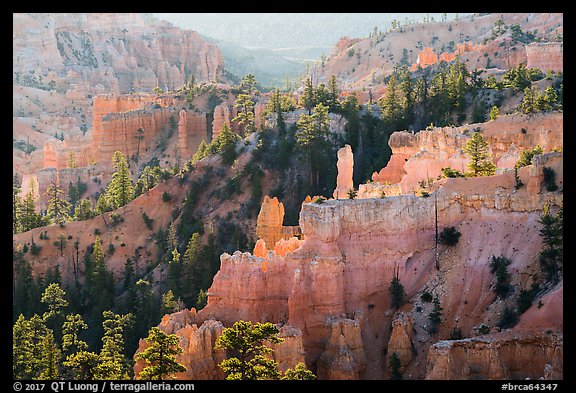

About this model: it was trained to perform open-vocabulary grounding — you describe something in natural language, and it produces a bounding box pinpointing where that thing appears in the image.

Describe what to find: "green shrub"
[162,191,172,203]
[497,306,518,329]
[449,327,464,340]
[110,212,124,226]
[543,167,558,191]
[420,291,433,303]
[142,212,154,230]
[441,167,465,178]
[439,227,461,246]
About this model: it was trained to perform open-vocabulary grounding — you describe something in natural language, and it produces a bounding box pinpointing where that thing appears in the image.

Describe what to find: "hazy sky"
[152,13,466,49]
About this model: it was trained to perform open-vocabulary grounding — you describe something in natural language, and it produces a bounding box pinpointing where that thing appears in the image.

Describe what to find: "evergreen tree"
[301,78,316,114]
[295,103,330,190]
[135,327,186,380]
[281,362,316,380]
[64,350,100,380]
[215,321,283,380]
[327,75,341,111]
[216,123,241,165]
[489,105,500,120]
[389,352,402,380]
[240,73,257,95]
[41,283,68,322]
[538,206,563,283]
[13,186,22,233]
[104,151,134,209]
[39,328,61,379]
[388,275,406,309]
[20,188,42,232]
[45,180,72,225]
[62,314,89,357]
[13,314,33,378]
[96,311,134,379]
[161,290,179,315]
[428,296,443,334]
[74,198,95,221]
[463,131,496,177]
[232,93,255,136]
[379,74,403,123]
[182,233,208,301]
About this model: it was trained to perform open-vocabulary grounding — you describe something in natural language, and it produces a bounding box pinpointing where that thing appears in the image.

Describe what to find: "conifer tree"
[62,313,89,357]
[388,274,407,309]
[232,93,255,136]
[135,327,186,380]
[463,131,496,177]
[215,321,283,380]
[105,151,134,209]
[74,198,95,221]
[389,352,402,380]
[96,311,134,379]
[45,180,72,225]
[301,77,316,115]
[281,362,316,380]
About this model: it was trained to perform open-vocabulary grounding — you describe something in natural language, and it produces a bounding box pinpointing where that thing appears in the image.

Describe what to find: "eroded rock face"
[317,317,366,380]
[371,113,563,194]
[255,196,301,248]
[425,332,563,380]
[13,13,224,93]
[386,312,415,373]
[333,144,354,199]
[526,42,563,73]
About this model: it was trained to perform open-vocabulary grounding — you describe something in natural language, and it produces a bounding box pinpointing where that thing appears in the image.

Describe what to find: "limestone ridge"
[136,113,562,379]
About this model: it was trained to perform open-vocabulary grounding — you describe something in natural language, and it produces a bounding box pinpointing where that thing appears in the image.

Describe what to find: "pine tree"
[281,362,316,380]
[161,290,179,315]
[463,131,496,177]
[301,78,316,114]
[62,314,88,357]
[428,296,443,334]
[39,328,61,379]
[64,350,100,380]
[105,151,134,209]
[389,352,402,380]
[214,123,240,165]
[388,275,407,309]
[45,180,72,225]
[232,93,255,136]
[327,75,341,111]
[379,74,403,122]
[215,321,284,380]
[182,233,206,300]
[13,186,22,233]
[538,206,563,283]
[20,181,42,232]
[135,327,186,380]
[13,314,33,378]
[74,198,95,221]
[96,311,134,379]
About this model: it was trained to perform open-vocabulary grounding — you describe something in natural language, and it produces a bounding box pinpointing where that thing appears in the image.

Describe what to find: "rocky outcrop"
[177,110,208,158]
[333,144,354,199]
[425,331,563,380]
[371,113,563,193]
[255,196,300,248]
[386,312,415,373]
[317,317,366,379]
[211,104,232,141]
[526,42,563,73]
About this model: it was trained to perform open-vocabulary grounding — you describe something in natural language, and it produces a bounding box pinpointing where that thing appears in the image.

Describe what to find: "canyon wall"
[13,13,225,93]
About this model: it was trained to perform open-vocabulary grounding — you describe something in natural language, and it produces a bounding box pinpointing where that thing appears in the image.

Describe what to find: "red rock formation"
[425,331,563,380]
[416,47,438,68]
[333,36,362,55]
[178,110,208,158]
[316,317,366,379]
[386,312,415,373]
[526,42,563,73]
[333,144,354,199]
[371,112,563,194]
[439,52,456,63]
[255,196,301,248]
[211,104,231,141]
